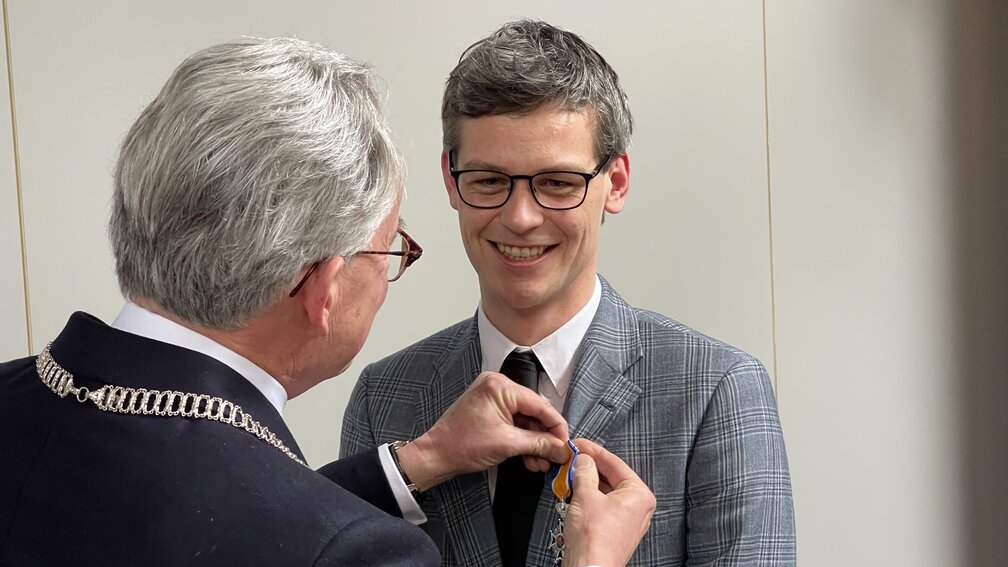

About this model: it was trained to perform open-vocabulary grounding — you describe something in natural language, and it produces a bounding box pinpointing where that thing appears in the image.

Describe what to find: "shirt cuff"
[378,442,428,525]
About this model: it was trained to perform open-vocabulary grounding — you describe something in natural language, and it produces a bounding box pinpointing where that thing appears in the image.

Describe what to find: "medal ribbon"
[550,439,580,500]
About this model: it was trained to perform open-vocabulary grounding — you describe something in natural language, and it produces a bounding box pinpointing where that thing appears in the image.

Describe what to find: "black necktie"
[493,350,544,567]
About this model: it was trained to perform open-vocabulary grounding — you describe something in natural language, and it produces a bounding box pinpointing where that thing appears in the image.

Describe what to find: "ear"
[441,151,461,211]
[298,256,345,335]
[603,153,630,215]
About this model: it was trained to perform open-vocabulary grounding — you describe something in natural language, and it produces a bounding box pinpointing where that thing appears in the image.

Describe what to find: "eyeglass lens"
[387,232,408,281]
[456,171,589,209]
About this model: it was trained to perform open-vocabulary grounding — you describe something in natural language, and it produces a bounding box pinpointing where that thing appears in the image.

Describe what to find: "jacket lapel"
[529,278,645,562]
[563,277,644,441]
[417,316,503,566]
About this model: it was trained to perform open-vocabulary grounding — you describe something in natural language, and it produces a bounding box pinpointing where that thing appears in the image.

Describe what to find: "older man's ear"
[297,256,345,334]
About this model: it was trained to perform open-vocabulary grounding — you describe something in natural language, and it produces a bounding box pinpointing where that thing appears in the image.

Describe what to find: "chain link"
[36,342,307,467]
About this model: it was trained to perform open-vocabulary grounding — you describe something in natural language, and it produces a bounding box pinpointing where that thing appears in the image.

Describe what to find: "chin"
[499,284,550,311]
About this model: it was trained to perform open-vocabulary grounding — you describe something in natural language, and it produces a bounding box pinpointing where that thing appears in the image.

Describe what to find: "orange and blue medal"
[548,439,579,563]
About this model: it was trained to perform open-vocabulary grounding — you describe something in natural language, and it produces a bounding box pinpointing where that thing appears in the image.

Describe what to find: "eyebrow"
[457,160,593,173]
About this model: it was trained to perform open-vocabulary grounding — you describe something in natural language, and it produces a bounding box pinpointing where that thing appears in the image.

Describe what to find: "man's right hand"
[562,439,656,567]
[395,371,569,491]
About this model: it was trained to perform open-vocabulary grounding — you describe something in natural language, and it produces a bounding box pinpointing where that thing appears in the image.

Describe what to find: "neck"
[480,283,594,346]
[130,297,307,398]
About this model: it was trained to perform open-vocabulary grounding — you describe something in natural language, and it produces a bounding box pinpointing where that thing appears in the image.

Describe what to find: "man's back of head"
[110,37,404,330]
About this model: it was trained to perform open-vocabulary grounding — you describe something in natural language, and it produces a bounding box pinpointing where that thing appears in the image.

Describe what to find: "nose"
[499,179,544,234]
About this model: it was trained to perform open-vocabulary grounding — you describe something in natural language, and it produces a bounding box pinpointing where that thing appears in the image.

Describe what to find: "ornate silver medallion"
[549,497,569,563]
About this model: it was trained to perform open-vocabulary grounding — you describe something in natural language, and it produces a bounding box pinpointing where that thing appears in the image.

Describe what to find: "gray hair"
[109,37,404,329]
[442,20,633,159]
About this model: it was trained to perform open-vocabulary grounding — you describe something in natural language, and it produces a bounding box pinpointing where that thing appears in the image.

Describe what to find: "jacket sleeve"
[316,449,401,517]
[685,358,797,566]
[312,515,440,566]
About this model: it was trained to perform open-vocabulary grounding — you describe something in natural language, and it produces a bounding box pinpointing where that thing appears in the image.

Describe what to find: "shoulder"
[0,355,38,384]
[597,280,768,384]
[361,317,476,379]
[633,307,761,370]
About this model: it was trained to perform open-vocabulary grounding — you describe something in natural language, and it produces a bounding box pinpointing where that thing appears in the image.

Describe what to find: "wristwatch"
[389,440,422,496]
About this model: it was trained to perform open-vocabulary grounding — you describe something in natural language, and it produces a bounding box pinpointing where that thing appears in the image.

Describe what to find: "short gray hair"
[442,20,633,159]
[110,37,403,329]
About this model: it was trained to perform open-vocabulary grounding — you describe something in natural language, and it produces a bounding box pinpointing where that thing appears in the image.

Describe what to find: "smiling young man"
[341,20,796,566]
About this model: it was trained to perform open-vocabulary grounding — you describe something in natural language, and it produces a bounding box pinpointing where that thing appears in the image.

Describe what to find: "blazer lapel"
[529,278,645,562]
[563,277,644,441]
[417,316,503,566]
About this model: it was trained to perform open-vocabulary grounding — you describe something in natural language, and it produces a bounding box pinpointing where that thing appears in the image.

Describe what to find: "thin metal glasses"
[449,151,612,210]
[289,228,423,297]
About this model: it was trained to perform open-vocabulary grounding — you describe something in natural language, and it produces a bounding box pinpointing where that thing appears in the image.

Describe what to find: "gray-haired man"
[0,37,653,566]
[342,20,796,566]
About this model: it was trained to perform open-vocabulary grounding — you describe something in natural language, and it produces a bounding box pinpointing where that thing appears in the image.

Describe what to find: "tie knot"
[500,350,541,391]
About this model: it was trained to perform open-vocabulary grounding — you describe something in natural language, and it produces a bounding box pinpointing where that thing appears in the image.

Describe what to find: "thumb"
[571,453,599,494]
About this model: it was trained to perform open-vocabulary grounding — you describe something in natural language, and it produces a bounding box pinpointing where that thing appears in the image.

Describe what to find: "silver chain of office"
[36,342,307,468]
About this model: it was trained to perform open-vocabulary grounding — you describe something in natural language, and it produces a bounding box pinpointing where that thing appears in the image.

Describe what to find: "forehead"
[455,106,596,169]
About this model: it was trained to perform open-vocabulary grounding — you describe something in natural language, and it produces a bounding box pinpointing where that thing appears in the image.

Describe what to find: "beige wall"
[4,1,998,564]
[0,14,27,362]
[766,1,963,565]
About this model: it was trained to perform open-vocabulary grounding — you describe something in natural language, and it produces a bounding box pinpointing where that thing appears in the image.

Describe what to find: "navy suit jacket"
[341,277,795,566]
[0,312,439,566]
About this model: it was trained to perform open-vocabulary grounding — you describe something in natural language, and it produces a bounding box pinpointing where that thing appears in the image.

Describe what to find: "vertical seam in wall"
[3,0,33,355]
[761,0,780,392]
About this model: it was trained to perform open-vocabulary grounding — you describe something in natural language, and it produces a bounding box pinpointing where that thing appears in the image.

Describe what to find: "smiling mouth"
[495,243,551,261]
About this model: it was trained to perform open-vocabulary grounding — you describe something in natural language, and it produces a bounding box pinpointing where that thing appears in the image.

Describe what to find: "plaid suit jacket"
[341,277,796,566]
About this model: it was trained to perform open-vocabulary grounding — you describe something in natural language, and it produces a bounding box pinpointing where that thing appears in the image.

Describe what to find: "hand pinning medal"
[549,439,579,564]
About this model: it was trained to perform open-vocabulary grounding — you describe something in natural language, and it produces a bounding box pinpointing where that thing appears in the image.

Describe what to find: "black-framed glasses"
[288,228,423,297]
[449,151,612,210]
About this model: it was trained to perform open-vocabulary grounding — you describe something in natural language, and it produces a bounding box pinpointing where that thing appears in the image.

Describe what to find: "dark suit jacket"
[341,277,796,566]
[0,312,439,566]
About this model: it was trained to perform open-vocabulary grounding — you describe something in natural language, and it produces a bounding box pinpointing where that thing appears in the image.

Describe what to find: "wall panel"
[766,1,961,564]
[0,14,28,361]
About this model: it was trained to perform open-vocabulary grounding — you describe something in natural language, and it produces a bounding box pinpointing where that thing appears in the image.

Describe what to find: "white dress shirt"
[477,276,603,500]
[110,301,426,524]
[112,302,289,415]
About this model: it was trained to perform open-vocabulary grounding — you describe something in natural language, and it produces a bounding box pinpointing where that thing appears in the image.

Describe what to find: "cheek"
[562,216,597,250]
[459,212,488,239]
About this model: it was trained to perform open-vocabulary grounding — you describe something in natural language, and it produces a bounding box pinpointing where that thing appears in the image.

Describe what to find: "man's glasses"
[358,228,423,282]
[448,151,611,210]
[289,228,423,297]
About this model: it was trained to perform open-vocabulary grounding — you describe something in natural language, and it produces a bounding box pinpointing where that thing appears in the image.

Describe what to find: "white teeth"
[496,243,547,260]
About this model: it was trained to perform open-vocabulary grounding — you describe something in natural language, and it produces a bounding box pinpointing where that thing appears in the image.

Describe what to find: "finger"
[521,454,552,472]
[572,438,642,489]
[508,384,569,441]
[510,428,569,464]
[571,453,599,495]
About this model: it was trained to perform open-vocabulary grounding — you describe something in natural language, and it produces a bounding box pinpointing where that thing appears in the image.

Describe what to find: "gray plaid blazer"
[341,277,796,566]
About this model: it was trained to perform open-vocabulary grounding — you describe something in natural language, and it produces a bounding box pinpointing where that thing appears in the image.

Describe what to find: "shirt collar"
[111,302,288,416]
[477,276,602,397]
